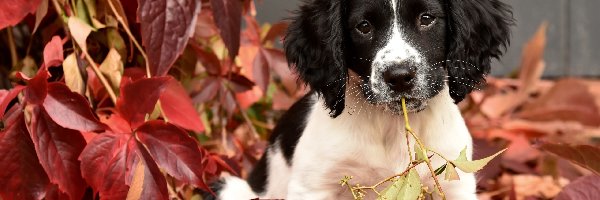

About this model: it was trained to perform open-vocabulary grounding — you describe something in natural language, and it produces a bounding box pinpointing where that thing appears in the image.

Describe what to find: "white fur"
[218,83,477,200]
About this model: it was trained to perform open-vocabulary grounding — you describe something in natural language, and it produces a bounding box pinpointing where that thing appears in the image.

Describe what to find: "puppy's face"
[284,0,512,117]
[346,0,447,112]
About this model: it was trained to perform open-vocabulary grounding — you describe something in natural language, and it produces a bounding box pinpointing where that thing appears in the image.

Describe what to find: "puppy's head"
[285,0,513,117]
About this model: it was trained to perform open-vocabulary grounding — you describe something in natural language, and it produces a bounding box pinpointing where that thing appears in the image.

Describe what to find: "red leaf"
[211,0,242,59]
[192,77,221,103]
[159,79,204,132]
[117,77,171,129]
[29,107,87,200]
[0,112,50,200]
[43,83,106,132]
[133,140,169,200]
[0,0,42,29]
[555,175,600,200]
[0,85,25,119]
[263,48,296,93]
[519,79,600,126]
[253,48,270,93]
[138,0,200,76]
[136,121,209,191]
[263,22,288,44]
[193,47,223,76]
[538,142,600,175]
[79,132,137,200]
[24,67,49,105]
[100,113,133,133]
[43,36,64,68]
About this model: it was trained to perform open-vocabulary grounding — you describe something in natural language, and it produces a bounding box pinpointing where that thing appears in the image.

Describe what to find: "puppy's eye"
[356,20,372,34]
[418,13,436,27]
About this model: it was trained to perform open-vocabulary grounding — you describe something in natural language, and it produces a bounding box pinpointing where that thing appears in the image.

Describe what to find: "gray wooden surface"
[255,0,600,77]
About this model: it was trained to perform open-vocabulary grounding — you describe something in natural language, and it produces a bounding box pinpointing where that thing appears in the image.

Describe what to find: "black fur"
[444,0,514,102]
[246,94,313,193]
[284,0,348,117]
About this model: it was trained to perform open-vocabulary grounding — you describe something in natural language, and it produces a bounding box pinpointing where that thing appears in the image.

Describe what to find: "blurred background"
[256,0,600,77]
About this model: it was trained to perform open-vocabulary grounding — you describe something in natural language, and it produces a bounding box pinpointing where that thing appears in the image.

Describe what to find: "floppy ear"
[284,0,347,118]
[445,0,514,102]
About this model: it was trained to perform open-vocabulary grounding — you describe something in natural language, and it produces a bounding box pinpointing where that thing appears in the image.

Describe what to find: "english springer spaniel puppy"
[212,0,512,199]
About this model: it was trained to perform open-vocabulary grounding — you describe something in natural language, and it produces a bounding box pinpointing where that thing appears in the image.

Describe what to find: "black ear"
[284,0,347,118]
[445,0,514,102]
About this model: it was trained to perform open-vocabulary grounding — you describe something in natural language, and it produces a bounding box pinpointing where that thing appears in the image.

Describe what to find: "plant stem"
[428,148,452,163]
[51,0,117,104]
[106,0,151,78]
[351,161,422,193]
[7,27,18,69]
[401,98,446,200]
[81,50,118,103]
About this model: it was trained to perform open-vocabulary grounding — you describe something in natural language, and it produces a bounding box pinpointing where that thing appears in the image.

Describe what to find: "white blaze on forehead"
[370,0,423,94]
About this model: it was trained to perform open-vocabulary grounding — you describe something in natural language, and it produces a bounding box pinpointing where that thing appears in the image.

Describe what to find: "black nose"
[383,66,416,92]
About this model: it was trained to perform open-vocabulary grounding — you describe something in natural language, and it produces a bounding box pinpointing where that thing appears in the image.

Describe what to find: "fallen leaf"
[538,142,600,175]
[555,175,600,200]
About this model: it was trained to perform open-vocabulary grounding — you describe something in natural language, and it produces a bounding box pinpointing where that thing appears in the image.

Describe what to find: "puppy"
[211,0,512,199]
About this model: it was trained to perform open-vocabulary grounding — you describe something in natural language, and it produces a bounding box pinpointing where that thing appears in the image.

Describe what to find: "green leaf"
[414,144,427,162]
[444,162,460,181]
[379,169,422,200]
[434,163,447,176]
[379,176,405,200]
[452,147,506,173]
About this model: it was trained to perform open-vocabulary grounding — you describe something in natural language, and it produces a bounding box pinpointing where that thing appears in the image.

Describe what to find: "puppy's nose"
[383,66,416,92]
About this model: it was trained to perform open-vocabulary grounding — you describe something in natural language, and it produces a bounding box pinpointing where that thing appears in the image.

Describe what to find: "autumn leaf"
[117,77,171,129]
[451,147,506,173]
[159,79,204,132]
[555,175,600,200]
[538,142,600,175]
[0,86,25,120]
[62,53,86,95]
[43,36,64,68]
[379,169,422,200]
[136,121,210,191]
[211,0,242,59]
[24,67,49,105]
[0,0,42,29]
[138,0,201,76]
[80,132,138,200]
[68,16,94,52]
[99,48,124,93]
[253,48,270,93]
[444,162,460,181]
[129,141,169,200]
[29,107,87,200]
[0,112,50,200]
[42,83,106,132]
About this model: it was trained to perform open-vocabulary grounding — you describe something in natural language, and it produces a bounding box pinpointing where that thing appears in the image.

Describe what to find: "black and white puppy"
[213,0,512,199]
